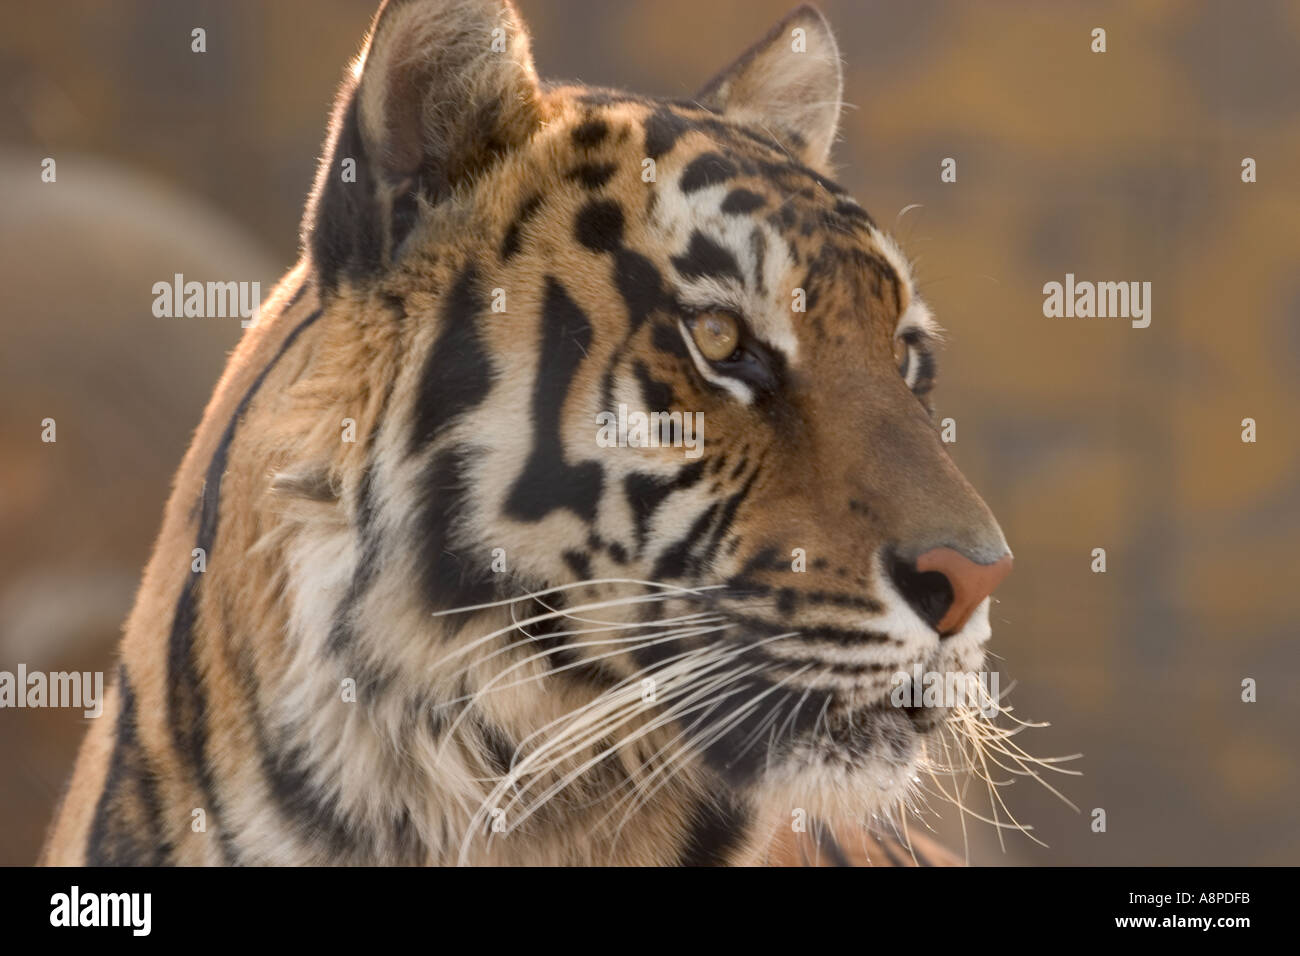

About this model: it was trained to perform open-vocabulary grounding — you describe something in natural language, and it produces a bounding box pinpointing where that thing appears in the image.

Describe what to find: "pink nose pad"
[914,548,1013,635]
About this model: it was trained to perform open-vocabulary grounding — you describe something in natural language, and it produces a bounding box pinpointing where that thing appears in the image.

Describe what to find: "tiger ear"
[304,0,542,291]
[695,4,843,169]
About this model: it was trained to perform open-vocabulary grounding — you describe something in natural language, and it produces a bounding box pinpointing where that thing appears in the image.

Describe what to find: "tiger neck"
[260,574,763,863]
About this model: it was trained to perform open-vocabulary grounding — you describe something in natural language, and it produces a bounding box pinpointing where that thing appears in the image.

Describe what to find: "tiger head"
[300,0,1011,838]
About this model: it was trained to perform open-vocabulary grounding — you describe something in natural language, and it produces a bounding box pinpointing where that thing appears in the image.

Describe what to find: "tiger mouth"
[770,701,929,786]
[692,678,958,789]
[616,586,988,786]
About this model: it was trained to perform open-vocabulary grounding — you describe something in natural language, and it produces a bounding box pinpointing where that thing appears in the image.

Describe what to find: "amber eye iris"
[692,313,741,362]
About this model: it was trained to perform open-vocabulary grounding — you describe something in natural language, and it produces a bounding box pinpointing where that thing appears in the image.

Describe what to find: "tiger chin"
[43,0,1012,867]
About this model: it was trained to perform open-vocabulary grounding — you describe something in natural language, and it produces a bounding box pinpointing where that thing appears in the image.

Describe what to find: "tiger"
[42,0,1013,867]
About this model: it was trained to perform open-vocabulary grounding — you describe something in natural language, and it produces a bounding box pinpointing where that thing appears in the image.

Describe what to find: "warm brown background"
[1,0,1297,866]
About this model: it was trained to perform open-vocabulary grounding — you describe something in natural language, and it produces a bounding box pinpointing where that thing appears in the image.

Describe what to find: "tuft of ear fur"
[303,0,542,292]
[696,4,843,168]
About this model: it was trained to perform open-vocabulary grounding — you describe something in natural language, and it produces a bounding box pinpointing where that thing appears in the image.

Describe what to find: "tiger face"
[300,0,1011,848]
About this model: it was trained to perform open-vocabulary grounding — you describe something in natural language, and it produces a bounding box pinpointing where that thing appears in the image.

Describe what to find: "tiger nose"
[890,547,1013,636]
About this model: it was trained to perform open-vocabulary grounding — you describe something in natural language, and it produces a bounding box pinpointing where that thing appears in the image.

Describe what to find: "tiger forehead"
[519,93,923,346]
[554,96,871,231]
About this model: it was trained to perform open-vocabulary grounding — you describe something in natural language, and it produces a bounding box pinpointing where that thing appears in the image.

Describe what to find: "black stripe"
[644,108,689,159]
[479,721,519,777]
[613,250,666,332]
[166,298,323,862]
[87,668,174,866]
[230,639,422,863]
[562,549,593,579]
[623,462,705,552]
[698,467,760,568]
[594,244,666,419]
[677,793,750,866]
[715,610,894,648]
[671,231,742,284]
[259,739,362,859]
[650,501,719,580]
[696,681,816,788]
[416,446,498,613]
[500,193,543,260]
[505,278,604,522]
[575,199,625,253]
[834,198,875,229]
[571,117,609,148]
[651,320,688,357]
[735,545,783,577]
[633,359,675,411]
[326,464,383,653]
[568,162,618,189]
[721,188,766,215]
[409,266,493,452]
[327,369,397,654]
[756,158,848,196]
[679,152,738,193]
[650,502,722,582]
[516,594,625,691]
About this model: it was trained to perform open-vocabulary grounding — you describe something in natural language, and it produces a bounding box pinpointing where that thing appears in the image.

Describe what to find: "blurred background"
[1,0,1297,866]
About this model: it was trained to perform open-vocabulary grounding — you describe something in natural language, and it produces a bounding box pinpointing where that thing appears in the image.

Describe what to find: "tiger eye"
[692,313,741,362]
